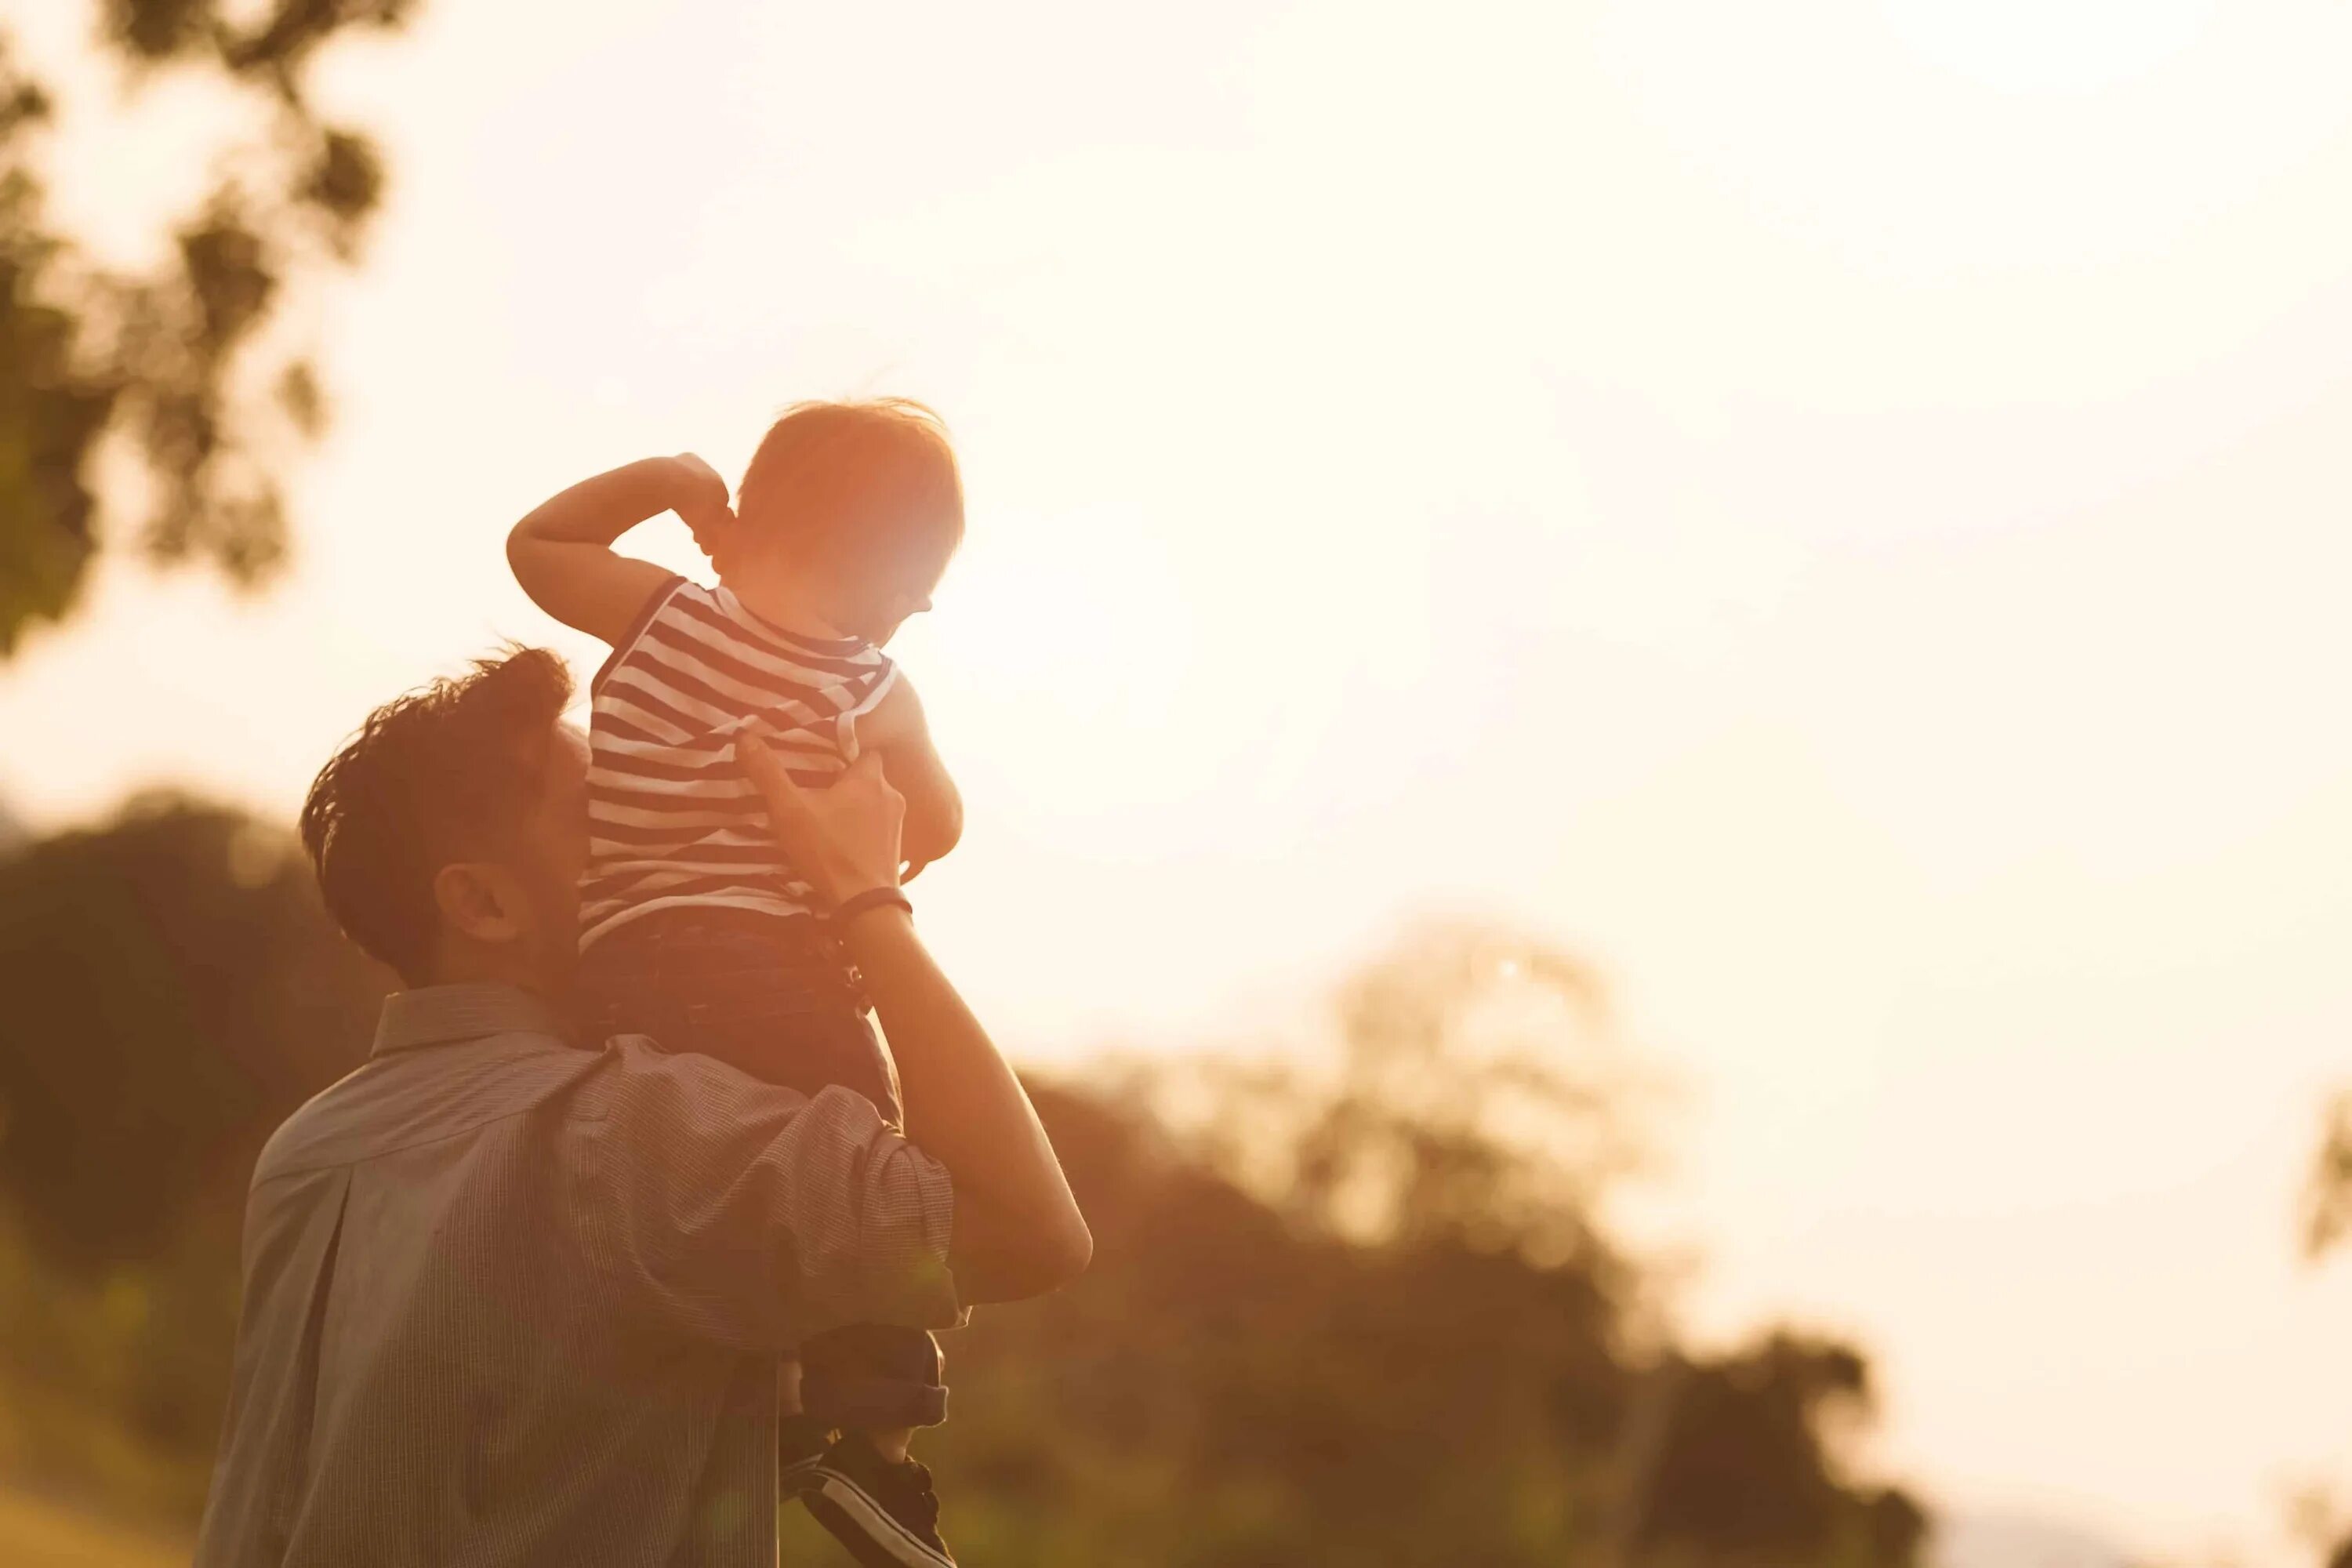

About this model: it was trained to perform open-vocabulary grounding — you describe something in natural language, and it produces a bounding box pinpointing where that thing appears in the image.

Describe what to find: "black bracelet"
[831,887,912,931]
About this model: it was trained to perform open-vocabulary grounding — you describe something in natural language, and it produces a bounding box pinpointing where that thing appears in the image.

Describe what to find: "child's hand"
[668,452,736,562]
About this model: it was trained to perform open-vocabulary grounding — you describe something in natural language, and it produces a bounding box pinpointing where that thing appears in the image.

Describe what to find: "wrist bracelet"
[831,887,912,931]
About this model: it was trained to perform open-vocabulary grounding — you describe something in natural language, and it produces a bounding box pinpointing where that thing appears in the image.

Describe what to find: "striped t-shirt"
[582,575,898,949]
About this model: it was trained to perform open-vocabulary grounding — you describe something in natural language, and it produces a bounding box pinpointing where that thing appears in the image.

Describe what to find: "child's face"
[720,516,950,646]
[852,561,947,646]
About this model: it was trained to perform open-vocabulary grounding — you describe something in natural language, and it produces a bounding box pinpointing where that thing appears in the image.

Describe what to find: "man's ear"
[432,862,527,946]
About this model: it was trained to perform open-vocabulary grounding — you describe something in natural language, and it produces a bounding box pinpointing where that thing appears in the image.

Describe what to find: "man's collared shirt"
[194,982,960,1568]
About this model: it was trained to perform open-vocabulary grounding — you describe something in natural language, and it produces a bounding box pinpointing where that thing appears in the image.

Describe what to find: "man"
[194,648,1091,1566]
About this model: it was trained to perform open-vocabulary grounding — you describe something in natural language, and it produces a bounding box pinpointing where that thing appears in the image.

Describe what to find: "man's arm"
[507,455,731,643]
[583,1043,964,1351]
[739,739,1091,1303]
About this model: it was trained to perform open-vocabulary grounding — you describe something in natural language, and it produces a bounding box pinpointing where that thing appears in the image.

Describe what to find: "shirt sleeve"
[572,1039,964,1352]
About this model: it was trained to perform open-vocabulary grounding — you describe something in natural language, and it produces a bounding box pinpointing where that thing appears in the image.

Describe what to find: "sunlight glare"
[1881,0,2216,93]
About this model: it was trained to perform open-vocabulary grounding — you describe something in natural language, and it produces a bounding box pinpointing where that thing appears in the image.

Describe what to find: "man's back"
[195,983,959,1568]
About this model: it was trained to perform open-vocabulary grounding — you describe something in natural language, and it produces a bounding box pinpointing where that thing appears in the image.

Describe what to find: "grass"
[0,1486,188,1568]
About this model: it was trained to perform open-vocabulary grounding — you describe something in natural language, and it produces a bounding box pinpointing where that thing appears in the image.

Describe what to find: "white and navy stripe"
[582,576,896,948]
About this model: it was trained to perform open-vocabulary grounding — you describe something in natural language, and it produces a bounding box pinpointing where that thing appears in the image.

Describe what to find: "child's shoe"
[779,1412,833,1494]
[796,1430,956,1567]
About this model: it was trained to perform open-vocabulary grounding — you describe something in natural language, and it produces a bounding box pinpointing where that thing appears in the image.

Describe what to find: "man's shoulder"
[251,1025,853,1189]
[253,1029,613,1185]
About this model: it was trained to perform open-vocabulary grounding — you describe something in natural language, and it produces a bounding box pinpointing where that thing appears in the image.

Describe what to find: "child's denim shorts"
[579,906,902,1122]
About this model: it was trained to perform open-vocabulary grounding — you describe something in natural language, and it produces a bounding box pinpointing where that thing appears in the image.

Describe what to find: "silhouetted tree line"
[0,797,1927,1566]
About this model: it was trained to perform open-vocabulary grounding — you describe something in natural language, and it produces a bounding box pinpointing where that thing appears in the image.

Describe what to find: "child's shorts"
[577,906,947,1430]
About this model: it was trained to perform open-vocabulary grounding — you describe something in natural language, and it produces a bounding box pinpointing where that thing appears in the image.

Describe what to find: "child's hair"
[736,398,964,590]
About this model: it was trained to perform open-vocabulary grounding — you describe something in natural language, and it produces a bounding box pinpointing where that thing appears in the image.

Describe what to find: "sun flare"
[1880,0,2216,93]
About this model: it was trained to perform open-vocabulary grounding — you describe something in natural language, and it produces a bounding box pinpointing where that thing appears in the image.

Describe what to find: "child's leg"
[799,1324,947,1436]
[864,1428,914,1465]
[795,1327,954,1565]
[796,1366,953,1566]
[578,913,905,1111]
[579,916,953,1558]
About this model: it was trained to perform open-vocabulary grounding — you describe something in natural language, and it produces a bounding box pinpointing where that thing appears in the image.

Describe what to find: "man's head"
[723,398,964,644]
[299,648,586,994]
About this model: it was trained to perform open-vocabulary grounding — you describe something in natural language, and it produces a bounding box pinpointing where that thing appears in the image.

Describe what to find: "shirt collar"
[370,982,574,1059]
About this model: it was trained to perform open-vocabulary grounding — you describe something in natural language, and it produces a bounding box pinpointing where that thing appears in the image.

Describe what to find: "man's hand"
[735,735,1091,1304]
[735,739,905,908]
[667,452,737,563]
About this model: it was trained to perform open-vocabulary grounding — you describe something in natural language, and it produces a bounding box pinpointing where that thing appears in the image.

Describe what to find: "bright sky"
[7,1,2352,1560]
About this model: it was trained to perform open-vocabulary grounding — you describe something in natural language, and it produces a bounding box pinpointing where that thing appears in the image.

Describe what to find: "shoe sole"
[800,1472,955,1568]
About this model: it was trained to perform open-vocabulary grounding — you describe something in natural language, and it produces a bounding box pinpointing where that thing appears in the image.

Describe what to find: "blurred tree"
[0,794,387,1511]
[2302,1090,2352,1262]
[0,0,416,657]
[924,922,1926,1568]
[2300,1102,2352,1568]
[1312,924,1653,1272]
[0,794,387,1269]
[1621,1334,1927,1568]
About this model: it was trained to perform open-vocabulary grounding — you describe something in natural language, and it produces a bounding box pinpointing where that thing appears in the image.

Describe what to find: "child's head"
[724,398,964,644]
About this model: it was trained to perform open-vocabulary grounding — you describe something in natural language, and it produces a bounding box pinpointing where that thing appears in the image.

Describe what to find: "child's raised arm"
[860,677,964,880]
[507,455,734,644]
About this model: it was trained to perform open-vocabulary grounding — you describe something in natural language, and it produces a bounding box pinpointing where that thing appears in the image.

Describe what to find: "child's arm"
[859,677,964,879]
[506,455,734,644]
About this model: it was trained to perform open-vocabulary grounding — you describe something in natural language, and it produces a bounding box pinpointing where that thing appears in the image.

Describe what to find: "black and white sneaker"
[796,1432,956,1568]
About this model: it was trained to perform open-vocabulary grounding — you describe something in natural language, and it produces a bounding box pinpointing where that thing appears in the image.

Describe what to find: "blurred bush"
[0,801,1926,1565]
[0,797,385,1517]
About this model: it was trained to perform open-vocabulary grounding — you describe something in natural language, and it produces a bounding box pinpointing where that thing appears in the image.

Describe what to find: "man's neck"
[423,945,568,1005]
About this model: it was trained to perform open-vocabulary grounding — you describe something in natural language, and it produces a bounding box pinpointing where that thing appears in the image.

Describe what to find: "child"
[508,399,967,1568]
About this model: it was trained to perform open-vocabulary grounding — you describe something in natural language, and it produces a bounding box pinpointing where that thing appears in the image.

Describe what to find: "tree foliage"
[0,795,386,1267]
[2303,1090,2352,1264]
[0,0,416,657]
[0,796,388,1508]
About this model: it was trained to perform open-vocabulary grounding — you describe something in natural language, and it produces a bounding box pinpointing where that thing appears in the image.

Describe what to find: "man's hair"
[299,648,574,985]
[736,398,964,590]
